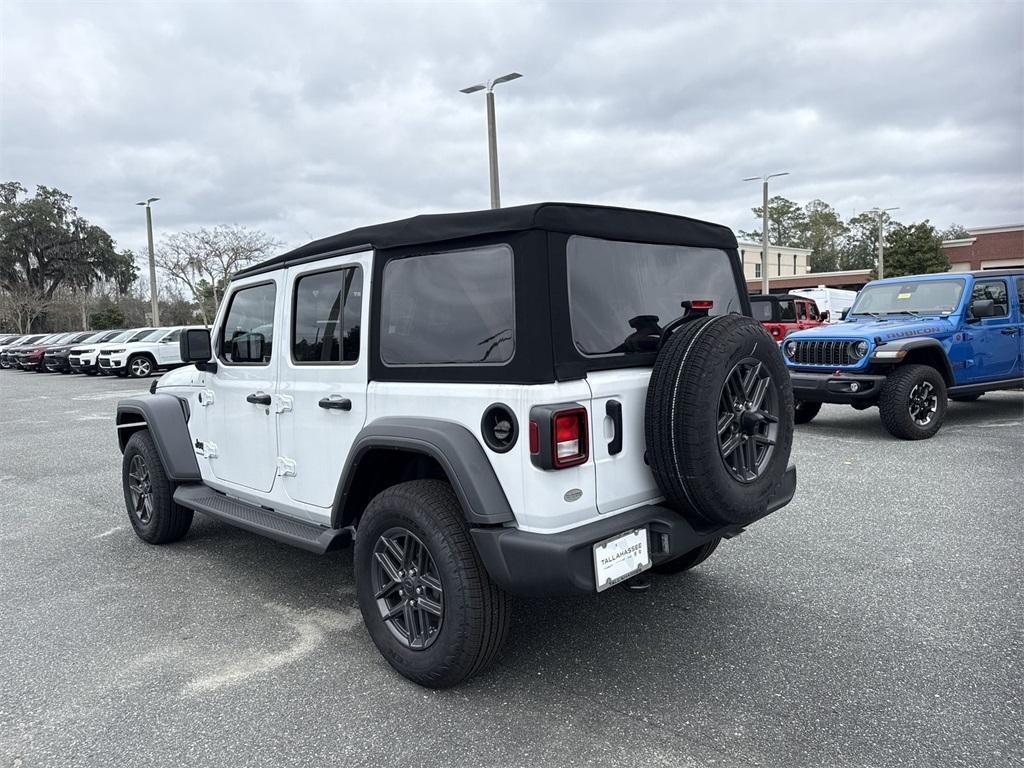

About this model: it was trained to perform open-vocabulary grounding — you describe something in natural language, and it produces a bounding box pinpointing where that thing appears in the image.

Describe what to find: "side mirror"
[180,328,213,370]
[969,298,995,320]
[820,310,830,322]
[229,331,265,363]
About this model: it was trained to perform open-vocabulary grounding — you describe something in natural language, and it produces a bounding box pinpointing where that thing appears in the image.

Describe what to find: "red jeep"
[749,293,827,341]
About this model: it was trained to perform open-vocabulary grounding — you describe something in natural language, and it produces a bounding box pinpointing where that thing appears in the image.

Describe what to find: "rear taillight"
[690,299,714,310]
[529,404,589,469]
[553,408,588,468]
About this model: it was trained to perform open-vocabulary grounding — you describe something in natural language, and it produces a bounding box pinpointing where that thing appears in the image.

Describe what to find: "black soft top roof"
[749,293,807,303]
[237,202,737,277]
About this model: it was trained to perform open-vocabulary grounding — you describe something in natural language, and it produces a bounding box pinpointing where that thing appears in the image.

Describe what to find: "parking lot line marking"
[92,526,125,539]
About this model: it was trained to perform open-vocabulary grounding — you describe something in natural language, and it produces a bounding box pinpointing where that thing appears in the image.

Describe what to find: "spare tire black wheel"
[645,314,794,528]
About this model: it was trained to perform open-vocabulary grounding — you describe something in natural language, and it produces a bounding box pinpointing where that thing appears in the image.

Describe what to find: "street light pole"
[136,197,160,325]
[870,206,899,279]
[742,172,789,295]
[460,72,522,209]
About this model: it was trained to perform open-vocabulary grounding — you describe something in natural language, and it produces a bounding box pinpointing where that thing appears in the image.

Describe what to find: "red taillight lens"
[552,408,588,468]
[690,299,714,310]
[529,421,539,454]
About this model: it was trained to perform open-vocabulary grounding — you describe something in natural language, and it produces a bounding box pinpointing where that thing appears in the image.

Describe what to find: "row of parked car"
[0,326,203,377]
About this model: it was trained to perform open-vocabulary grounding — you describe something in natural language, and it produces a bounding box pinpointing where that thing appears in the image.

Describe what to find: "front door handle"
[1000,328,1017,336]
[319,396,352,411]
[246,392,272,406]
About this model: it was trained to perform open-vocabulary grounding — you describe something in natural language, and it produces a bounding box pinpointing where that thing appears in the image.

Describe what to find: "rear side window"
[220,282,277,364]
[1017,277,1024,310]
[567,236,741,356]
[380,245,514,365]
[292,266,363,364]
[750,301,773,321]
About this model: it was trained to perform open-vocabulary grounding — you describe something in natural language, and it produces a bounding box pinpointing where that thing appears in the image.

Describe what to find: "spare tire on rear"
[644,313,793,528]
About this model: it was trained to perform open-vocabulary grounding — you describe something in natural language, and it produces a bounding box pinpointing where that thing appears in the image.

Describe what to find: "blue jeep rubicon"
[783,269,1024,439]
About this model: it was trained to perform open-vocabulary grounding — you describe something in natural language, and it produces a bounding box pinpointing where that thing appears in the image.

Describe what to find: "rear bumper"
[472,464,796,597]
[790,370,887,404]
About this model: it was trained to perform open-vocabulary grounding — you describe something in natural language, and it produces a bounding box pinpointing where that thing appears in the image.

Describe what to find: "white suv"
[99,325,204,378]
[69,328,153,375]
[115,203,796,687]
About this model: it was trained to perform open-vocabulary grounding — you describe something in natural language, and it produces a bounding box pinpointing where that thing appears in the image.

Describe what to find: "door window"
[219,282,277,364]
[292,267,363,364]
[971,280,1009,317]
[807,302,820,321]
[1015,277,1024,311]
[796,302,808,321]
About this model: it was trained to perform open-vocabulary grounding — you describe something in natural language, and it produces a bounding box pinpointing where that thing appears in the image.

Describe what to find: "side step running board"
[173,485,351,554]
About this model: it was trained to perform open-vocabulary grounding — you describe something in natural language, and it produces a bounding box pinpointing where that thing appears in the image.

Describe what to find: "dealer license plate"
[593,527,650,592]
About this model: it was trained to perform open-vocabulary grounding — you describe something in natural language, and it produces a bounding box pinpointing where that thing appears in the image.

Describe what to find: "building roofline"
[941,238,976,247]
[965,224,1024,235]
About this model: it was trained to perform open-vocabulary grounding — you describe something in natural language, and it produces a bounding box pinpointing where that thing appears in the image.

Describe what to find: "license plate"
[593,527,650,592]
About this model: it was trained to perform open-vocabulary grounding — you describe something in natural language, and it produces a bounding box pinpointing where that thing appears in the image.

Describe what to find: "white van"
[789,287,857,322]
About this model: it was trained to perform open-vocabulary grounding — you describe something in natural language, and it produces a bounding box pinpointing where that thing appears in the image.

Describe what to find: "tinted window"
[777,299,796,321]
[750,300,774,321]
[971,279,1009,317]
[220,283,277,364]
[381,245,514,365]
[1016,277,1024,309]
[796,301,807,321]
[568,236,740,355]
[292,267,363,364]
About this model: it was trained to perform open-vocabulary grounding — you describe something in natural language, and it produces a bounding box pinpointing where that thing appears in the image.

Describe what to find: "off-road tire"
[121,430,193,543]
[645,314,794,527]
[794,401,822,424]
[652,538,721,574]
[950,394,981,403]
[355,480,509,688]
[878,364,947,440]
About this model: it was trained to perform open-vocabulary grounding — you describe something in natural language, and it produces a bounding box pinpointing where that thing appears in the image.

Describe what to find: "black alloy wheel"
[370,527,444,650]
[908,380,938,426]
[126,454,154,524]
[717,357,780,483]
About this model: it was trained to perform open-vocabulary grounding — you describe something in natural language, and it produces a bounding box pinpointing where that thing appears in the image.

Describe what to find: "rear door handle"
[246,392,272,406]
[1000,328,1017,336]
[319,396,352,411]
[606,400,623,455]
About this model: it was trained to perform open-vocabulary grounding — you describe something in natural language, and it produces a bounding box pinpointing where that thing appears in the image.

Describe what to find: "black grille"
[790,340,861,367]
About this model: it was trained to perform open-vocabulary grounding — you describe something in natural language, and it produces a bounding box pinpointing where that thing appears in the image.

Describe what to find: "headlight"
[107,348,125,353]
[851,340,869,359]
[784,341,798,358]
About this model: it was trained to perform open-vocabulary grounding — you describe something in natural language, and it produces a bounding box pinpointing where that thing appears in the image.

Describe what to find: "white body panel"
[155,252,661,536]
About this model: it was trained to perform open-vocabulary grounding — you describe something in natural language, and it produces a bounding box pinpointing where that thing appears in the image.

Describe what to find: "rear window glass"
[380,245,514,365]
[292,266,363,364]
[567,236,741,355]
[750,300,774,321]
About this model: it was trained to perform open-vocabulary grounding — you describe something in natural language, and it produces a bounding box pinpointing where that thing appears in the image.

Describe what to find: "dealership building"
[746,223,1023,295]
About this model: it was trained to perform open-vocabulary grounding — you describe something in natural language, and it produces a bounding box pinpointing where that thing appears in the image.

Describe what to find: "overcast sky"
[2,0,1022,264]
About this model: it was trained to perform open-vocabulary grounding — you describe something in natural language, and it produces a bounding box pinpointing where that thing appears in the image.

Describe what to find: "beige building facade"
[738,241,813,280]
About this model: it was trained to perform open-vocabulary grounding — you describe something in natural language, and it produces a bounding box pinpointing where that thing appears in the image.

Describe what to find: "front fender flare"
[116,395,201,482]
[871,336,954,382]
[333,417,515,527]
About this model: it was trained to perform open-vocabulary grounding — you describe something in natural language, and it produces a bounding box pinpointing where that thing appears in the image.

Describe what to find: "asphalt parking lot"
[0,370,1021,768]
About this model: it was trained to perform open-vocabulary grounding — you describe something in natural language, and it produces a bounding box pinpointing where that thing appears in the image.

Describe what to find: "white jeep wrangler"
[115,203,796,688]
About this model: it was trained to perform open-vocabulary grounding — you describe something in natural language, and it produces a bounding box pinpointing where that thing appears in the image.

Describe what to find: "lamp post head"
[460,72,522,95]
[136,197,160,207]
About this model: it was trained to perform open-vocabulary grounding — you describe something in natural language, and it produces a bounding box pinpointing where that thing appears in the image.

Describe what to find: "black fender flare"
[871,336,955,384]
[333,417,515,527]
[116,395,201,482]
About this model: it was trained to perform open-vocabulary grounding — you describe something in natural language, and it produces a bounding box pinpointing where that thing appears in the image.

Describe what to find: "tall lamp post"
[460,72,522,209]
[742,172,789,295]
[136,197,160,326]
[869,206,899,279]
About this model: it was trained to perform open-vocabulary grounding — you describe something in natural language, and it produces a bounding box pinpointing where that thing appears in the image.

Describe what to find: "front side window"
[220,282,277,364]
[850,279,966,316]
[796,301,808,321]
[808,302,820,321]
[161,329,183,343]
[292,266,363,364]
[971,279,1009,317]
[567,236,741,356]
[1016,277,1024,309]
[381,245,514,365]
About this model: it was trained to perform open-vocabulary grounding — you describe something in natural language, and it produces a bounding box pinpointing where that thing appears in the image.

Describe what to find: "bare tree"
[155,224,280,324]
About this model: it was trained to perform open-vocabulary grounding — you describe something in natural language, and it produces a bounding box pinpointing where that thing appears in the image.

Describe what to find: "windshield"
[567,236,741,355]
[851,279,966,316]
[107,330,136,343]
[127,328,157,342]
[138,329,167,342]
[82,331,109,343]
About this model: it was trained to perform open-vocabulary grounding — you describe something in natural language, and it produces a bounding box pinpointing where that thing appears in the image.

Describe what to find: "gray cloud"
[1,0,1021,266]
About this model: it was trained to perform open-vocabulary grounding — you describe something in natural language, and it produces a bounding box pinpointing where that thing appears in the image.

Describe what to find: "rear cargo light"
[528,403,589,470]
[689,299,714,310]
